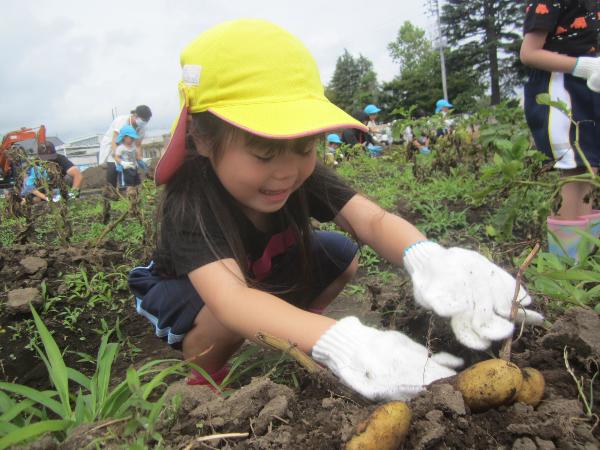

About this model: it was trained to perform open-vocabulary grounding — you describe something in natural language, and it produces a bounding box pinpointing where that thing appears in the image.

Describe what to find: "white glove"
[404,241,544,350]
[312,317,463,401]
[572,57,600,93]
[120,161,136,170]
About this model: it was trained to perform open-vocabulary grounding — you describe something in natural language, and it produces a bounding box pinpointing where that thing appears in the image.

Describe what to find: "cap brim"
[210,98,367,139]
[154,99,367,185]
[154,105,189,185]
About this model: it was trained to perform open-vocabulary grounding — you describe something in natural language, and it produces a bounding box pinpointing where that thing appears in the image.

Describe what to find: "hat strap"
[179,82,191,109]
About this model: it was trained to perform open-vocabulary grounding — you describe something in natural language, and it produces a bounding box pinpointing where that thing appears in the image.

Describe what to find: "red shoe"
[186,365,230,392]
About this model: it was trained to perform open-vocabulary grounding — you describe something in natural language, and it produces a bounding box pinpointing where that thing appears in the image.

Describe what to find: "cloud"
[1,0,429,141]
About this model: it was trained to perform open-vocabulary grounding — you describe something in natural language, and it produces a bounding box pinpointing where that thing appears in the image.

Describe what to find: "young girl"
[129,19,543,401]
[520,1,600,258]
[113,125,143,193]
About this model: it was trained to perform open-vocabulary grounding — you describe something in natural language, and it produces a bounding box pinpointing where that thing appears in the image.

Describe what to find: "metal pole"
[431,0,449,101]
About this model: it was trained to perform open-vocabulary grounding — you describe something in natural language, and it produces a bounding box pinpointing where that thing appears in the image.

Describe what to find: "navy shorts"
[524,68,600,169]
[128,231,359,349]
[119,168,140,187]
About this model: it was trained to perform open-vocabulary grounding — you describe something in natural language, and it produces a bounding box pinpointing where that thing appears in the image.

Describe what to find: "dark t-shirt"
[524,0,600,56]
[155,163,356,277]
[50,154,74,177]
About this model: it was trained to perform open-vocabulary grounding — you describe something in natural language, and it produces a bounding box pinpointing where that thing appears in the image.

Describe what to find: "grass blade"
[30,307,72,418]
[0,420,71,449]
[0,383,64,418]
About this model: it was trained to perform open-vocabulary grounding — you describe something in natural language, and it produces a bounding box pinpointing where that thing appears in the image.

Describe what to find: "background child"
[113,125,143,193]
[129,19,543,401]
[20,164,55,203]
[520,1,600,258]
[325,133,343,165]
[98,105,152,193]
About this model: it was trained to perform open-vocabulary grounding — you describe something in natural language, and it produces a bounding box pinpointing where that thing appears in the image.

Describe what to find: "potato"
[346,401,412,450]
[455,359,523,412]
[515,367,545,407]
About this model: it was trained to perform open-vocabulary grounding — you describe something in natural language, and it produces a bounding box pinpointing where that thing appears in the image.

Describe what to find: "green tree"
[388,21,432,75]
[440,0,523,105]
[326,50,379,114]
[381,22,484,115]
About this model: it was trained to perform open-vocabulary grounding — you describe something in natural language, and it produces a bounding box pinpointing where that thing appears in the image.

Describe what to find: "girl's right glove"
[573,57,600,92]
[312,317,463,401]
[403,241,544,350]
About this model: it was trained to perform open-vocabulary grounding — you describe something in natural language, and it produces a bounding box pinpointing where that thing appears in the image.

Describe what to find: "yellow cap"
[155,19,367,185]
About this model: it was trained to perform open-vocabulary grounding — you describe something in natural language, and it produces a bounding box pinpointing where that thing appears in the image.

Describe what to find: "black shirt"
[524,0,600,56]
[50,154,74,177]
[156,163,356,277]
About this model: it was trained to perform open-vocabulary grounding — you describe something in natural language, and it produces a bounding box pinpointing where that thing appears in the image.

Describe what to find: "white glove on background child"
[312,317,463,401]
[572,57,600,93]
[120,161,137,170]
[403,241,544,350]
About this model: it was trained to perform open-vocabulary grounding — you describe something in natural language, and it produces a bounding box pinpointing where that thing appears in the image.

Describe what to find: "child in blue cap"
[114,125,143,193]
[363,104,389,153]
[326,133,343,165]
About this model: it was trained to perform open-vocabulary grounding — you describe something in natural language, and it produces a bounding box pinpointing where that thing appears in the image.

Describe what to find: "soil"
[1,193,599,449]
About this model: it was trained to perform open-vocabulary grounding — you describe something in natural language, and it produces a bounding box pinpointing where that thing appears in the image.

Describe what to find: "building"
[57,135,102,171]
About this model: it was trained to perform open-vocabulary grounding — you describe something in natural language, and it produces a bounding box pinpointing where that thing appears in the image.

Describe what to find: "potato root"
[515,367,545,407]
[455,359,523,412]
[346,401,412,450]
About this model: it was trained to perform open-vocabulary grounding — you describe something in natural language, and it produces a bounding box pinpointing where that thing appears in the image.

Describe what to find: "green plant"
[345,283,366,295]
[563,347,599,425]
[64,266,128,310]
[7,319,40,352]
[359,247,380,269]
[0,306,185,448]
[524,236,600,312]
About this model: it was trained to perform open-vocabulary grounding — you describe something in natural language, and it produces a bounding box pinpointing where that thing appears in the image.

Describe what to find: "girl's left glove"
[312,317,463,401]
[403,241,544,350]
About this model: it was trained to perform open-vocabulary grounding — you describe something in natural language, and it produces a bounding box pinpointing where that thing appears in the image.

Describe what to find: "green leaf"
[0,399,36,423]
[67,368,91,391]
[536,93,552,106]
[30,307,72,418]
[0,422,20,437]
[0,419,71,450]
[541,270,600,282]
[0,383,64,418]
[126,367,141,394]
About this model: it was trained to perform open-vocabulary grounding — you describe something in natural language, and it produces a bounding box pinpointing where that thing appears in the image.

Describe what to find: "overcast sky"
[1,1,433,142]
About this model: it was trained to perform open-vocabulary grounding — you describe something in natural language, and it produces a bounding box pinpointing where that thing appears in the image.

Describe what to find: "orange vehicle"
[0,125,46,188]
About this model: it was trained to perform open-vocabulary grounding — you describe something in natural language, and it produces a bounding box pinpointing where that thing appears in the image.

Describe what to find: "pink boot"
[578,210,600,240]
[547,216,590,260]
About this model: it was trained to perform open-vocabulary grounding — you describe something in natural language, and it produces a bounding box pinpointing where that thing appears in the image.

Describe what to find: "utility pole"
[428,0,448,101]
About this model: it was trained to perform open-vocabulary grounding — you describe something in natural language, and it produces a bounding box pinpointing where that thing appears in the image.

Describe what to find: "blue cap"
[435,99,453,114]
[326,133,342,145]
[116,124,140,143]
[363,104,381,115]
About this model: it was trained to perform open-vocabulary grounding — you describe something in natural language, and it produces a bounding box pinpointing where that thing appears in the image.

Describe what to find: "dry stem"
[499,241,540,361]
[256,332,324,373]
[183,432,249,450]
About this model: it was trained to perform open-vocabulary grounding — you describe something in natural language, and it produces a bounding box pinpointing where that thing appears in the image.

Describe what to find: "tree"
[381,22,484,115]
[388,21,432,75]
[440,0,523,105]
[326,50,379,114]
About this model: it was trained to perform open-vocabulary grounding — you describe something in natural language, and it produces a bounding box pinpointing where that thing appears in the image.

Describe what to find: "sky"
[1,0,433,142]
